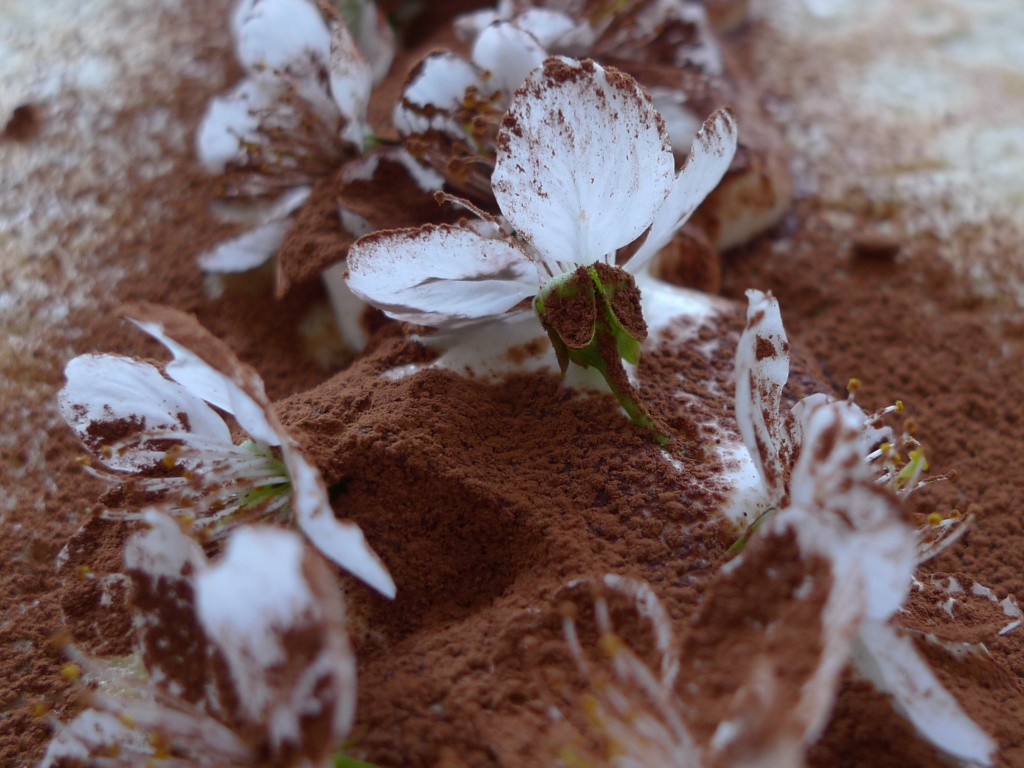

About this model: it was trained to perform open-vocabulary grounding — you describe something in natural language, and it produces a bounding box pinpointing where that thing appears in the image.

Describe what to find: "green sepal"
[587,264,644,365]
[727,507,779,556]
[534,265,664,445]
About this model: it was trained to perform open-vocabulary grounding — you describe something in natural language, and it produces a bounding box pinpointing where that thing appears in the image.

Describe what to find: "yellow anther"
[149,732,172,759]
[76,565,92,580]
[597,633,624,657]
[847,378,862,393]
[927,512,943,526]
[894,400,904,413]
[60,663,81,681]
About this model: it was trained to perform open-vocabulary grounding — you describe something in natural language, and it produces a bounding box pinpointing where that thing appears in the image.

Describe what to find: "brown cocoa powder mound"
[274,305,761,763]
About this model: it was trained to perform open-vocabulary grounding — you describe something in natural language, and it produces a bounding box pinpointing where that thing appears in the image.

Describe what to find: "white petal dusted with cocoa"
[732,289,799,507]
[58,304,395,598]
[196,525,357,754]
[854,620,996,767]
[471,21,549,95]
[42,513,359,768]
[197,186,312,273]
[784,400,917,623]
[328,11,375,150]
[491,57,675,278]
[59,355,231,473]
[630,108,741,271]
[347,224,540,329]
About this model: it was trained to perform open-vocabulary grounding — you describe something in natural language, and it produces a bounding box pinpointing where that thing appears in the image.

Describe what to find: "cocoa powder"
[3,3,1024,768]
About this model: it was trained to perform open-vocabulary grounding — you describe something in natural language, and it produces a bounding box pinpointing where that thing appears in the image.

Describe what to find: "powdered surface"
[4,1,1024,767]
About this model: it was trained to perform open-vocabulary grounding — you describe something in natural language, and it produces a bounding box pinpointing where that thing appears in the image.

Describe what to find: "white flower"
[563,396,991,766]
[563,575,698,768]
[348,56,737,329]
[392,20,550,200]
[58,303,395,598]
[42,513,358,767]
[454,1,723,152]
[731,290,995,766]
[455,0,722,75]
[195,0,394,273]
[734,289,969,558]
[349,57,735,435]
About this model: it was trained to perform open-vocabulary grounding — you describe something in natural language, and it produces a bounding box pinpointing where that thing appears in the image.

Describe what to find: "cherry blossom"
[453,0,723,151]
[58,303,395,598]
[731,289,994,766]
[348,57,736,433]
[734,289,968,557]
[562,393,993,767]
[392,20,549,201]
[195,0,395,273]
[42,513,359,767]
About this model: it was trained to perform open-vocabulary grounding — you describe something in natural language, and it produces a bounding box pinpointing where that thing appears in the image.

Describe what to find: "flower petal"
[198,187,312,273]
[492,57,674,275]
[854,619,995,767]
[470,21,547,95]
[40,710,153,768]
[628,107,738,272]
[59,354,230,472]
[392,52,484,141]
[123,305,396,596]
[513,9,588,51]
[124,305,280,446]
[195,526,357,761]
[235,0,339,127]
[288,453,396,598]
[198,217,287,274]
[733,289,798,507]
[328,14,372,150]
[346,223,540,329]
[235,0,331,81]
[343,0,396,84]
[789,400,916,622]
[124,511,219,712]
[195,78,274,175]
